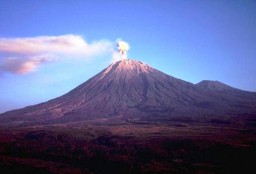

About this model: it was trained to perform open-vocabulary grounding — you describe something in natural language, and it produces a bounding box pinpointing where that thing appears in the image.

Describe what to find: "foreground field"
[0,121,255,174]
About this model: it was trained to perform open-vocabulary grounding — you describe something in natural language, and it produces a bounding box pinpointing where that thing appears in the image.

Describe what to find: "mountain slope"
[196,80,235,91]
[1,59,256,126]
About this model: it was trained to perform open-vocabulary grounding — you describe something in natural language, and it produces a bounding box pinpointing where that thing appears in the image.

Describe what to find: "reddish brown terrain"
[0,59,256,173]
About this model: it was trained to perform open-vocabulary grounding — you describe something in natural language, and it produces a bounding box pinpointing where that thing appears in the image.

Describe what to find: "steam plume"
[112,40,130,62]
[117,40,129,59]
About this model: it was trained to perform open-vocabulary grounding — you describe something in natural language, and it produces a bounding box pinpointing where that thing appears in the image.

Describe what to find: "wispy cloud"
[0,54,56,74]
[0,35,113,74]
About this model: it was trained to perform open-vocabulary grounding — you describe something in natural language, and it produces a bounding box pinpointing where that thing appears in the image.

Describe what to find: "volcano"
[1,59,256,174]
[1,59,256,126]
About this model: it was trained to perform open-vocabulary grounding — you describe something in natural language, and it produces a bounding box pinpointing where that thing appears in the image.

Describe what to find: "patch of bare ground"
[0,121,255,174]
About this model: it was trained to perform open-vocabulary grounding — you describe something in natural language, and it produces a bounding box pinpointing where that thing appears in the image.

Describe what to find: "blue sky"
[0,0,256,113]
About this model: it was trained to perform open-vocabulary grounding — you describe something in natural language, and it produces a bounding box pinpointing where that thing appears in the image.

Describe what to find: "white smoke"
[112,40,130,62]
